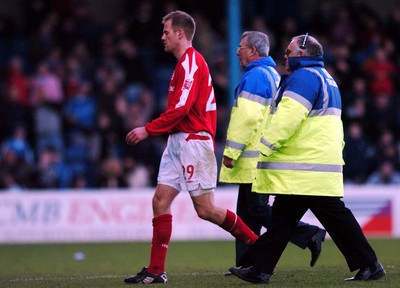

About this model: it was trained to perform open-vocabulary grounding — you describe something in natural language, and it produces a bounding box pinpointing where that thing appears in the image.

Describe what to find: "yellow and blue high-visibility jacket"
[219,57,280,183]
[253,56,345,197]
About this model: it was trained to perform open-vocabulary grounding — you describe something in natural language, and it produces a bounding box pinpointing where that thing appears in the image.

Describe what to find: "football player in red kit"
[124,10,258,284]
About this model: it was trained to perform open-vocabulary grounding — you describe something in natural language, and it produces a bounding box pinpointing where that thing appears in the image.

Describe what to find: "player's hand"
[126,127,149,145]
[223,156,234,168]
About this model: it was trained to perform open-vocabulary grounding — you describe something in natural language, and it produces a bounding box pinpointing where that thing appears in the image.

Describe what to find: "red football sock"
[147,214,172,275]
[221,209,258,245]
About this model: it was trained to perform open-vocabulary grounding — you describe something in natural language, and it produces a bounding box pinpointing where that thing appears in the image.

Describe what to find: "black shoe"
[229,266,270,284]
[308,228,326,267]
[124,267,168,284]
[224,271,233,276]
[345,260,386,281]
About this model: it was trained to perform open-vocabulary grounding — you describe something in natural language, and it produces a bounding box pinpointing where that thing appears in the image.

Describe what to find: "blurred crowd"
[0,0,400,190]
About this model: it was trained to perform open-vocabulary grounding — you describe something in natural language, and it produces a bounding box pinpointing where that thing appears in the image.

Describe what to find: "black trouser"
[235,184,319,266]
[242,194,378,274]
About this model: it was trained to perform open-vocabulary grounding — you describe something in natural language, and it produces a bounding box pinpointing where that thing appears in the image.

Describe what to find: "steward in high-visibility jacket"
[219,56,280,183]
[233,35,384,284]
[253,55,345,197]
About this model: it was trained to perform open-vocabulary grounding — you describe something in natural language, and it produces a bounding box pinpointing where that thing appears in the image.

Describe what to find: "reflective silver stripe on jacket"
[240,150,259,158]
[258,66,278,96]
[260,138,277,150]
[284,90,313,111]
[284,68,341,117]
[304,67,329,110]
[225,141,259,158]
[309,107,341,117]
[234,66,277,107]
[226,139,246,150]
[234,91,273,107]
[257,161,343,173]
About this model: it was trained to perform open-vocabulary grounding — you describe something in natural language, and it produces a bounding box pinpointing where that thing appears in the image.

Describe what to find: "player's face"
[161,19,179,53]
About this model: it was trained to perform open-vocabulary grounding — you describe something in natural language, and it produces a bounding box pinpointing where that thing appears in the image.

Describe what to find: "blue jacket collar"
[288,55,324,71]
[246,56,276,71]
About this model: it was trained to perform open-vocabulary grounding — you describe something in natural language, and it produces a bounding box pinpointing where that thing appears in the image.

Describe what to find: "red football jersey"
[145,47,217,138]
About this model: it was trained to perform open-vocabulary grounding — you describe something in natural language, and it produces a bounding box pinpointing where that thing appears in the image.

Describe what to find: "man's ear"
[250,46,257,57]
[177,28,184,39]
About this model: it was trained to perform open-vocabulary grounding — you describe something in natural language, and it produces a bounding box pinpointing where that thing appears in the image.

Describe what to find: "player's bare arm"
[126,127,149,145]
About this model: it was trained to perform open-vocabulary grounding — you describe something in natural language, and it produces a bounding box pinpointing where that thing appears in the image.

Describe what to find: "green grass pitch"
[1,239,399,287]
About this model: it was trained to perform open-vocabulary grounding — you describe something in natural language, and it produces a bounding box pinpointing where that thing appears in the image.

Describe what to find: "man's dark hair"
[162,10,196,41]
[296,34,323,56]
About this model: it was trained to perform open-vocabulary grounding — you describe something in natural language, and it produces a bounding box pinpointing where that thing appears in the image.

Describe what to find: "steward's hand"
[223,155,234,168]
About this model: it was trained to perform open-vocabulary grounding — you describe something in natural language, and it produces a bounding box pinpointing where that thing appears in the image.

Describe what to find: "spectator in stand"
[112,18,130,42]
[366,94,397,140]
[125,84,154,122]
[70,41,94,80]
[275,16,300,62]
[5,56,29,106]
[342,77,369,123]
[344,97,367,124]
[116,38,147,85]
[36,145,71,189]
[0,86,32,144]
[95,77,125,160]
[64,81,97,136]
[329,6,356,45]
[308,0,336,35]
[343,121,375,183]
[363,47,398,96]
[127,0,160,60]
[349,1,383,65]
[63,81,98,185]
[95,31,126,159]
[96,157,127,188]
[328,42,352,89]
[191,11,218,63]
[372,129,400,170]
[62,41,95,100]
[30,61,64,107]
[32,88,64,156]
[71,2,100,50]
[119,85,162,186]
[0,147,36,190]
[387,1,400,53]
[366,160,400,185]
[248,15,277,53]
[95,34,124,89]
[63,55,84,99]
[45,46,64,78]
[56,17,80,55]
[0,125,34,165]
[123,155,151,188]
